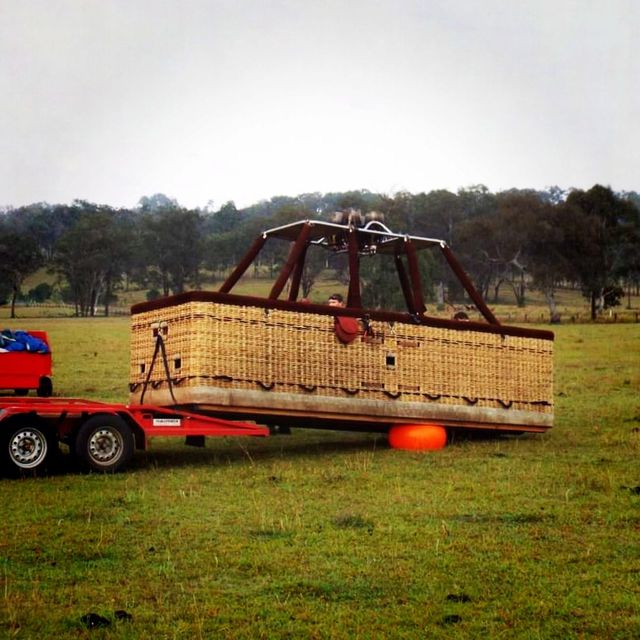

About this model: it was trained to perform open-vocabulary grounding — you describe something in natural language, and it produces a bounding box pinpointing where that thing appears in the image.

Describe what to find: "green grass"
[0,317,130,402]
[1,321,639,638]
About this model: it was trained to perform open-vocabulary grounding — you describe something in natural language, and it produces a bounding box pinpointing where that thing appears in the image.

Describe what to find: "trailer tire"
[37,376,53,398]
[1,417,57,477]
[74,415,133,473]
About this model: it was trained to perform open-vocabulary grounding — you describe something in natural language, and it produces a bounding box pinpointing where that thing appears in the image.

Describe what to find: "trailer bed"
[0,397,268,476]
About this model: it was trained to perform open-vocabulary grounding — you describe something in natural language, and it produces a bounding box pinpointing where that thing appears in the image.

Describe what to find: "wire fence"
[494,310,640,324]
[1,303,131,318]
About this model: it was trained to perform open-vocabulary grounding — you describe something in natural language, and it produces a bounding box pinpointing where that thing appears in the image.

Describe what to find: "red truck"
[0,330,53,397]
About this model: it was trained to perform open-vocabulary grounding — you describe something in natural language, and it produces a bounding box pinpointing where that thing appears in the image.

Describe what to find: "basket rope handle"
[140,332,178,405]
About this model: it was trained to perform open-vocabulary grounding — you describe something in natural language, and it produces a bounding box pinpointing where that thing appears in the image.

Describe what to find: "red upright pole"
[405,239,426,313]
[394,253,416,315]
[269,223,312,300]
[288,243,308,302]
[441,244,500,325]
[219,234,268,293]
[347,228,362,308]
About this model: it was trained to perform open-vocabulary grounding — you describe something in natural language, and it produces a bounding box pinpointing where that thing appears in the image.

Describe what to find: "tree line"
[0,185,638,320]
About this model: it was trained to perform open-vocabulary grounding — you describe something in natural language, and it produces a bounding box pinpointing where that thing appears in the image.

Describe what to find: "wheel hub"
[9,429,48,469]
[88,428,123,463]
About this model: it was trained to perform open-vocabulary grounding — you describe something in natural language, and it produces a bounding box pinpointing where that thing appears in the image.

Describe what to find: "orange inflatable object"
[388,424,448,451]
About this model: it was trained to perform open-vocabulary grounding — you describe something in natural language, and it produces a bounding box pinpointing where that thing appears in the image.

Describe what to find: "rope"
[139,333,177,405]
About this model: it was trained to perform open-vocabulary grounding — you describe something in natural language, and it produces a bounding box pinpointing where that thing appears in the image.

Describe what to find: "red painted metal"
[0,397,269,447]
[0,331,52,394]
[219,233,268,293]
[405,239,426,314]
[288,242,308,302]
[394,254,416,315]
[347,228,362,308]
[269,222,312,300]
[126,404,269,440]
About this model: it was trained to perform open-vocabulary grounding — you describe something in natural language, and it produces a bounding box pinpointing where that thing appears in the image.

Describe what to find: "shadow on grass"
[130,428,535,473]
[38,427,531,477]
[128,432,386,472]
[37,432,385,477]
[448,428,534,444]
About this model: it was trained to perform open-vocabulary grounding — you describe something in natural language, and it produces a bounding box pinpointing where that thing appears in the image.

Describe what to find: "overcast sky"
[1,0,638,210]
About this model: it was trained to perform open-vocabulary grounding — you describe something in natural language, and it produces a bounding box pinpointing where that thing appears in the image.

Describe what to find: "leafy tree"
[142,207,205,295]
[0,231,44,318]
[457,185,497,219]
[250,202,314,282]
[298,192,328,216]
[491,191,546,306]
[138,193,179,213]
[27,282,53,303]
[205,216,277,284]
[408,190,466,303]
[146,288,161,302]
[203,201,243,235]
[412,190,464,246]
[2,203,81,260]
[455,191,547,307]
[334,189,382,213]
[299,245,327,299]
[538,186,569,205]
[241,195,300,222]
[3,185,637,319]
[360,250,435,312]
[378,191,414,232]
[561,185,637,320]
[452,215,498,301]
[617,193,640,305]
[527,205,573,319]
[52,209,133,316]
[0,280,10,306]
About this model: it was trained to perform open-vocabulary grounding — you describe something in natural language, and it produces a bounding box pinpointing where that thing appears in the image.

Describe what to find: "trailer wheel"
[1,417,57,477]
[37,376,53,398]
[75,415,133,473]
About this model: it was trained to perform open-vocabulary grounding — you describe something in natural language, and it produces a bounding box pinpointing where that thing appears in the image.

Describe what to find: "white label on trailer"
[153,418,182,427]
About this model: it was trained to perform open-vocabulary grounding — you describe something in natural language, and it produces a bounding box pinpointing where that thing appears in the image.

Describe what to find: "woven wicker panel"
[130,301,553,414]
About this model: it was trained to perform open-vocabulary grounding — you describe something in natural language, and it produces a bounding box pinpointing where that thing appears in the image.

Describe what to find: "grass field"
[1,319,639,638]
[8,269,640,324]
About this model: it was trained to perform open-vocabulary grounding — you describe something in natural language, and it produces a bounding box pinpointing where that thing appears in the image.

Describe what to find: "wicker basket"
[130,294,553,432]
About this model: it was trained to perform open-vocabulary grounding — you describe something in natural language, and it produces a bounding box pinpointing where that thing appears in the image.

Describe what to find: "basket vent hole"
[140,363,146,374]
[386,353,396,367]
[174,358,182,370]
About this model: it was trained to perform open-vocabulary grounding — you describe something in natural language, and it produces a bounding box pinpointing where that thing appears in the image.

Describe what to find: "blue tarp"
[0,330,50,354]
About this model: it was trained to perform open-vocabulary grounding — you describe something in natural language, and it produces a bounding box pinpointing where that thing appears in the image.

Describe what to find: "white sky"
[1,0,638,210]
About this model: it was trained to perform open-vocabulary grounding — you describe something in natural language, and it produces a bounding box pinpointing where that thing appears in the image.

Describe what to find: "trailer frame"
[0,397,268,476]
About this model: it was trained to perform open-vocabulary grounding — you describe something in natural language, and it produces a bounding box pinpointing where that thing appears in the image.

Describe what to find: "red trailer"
[0,397,268,477]
[1,215,554,476]
[0,330,53,397]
